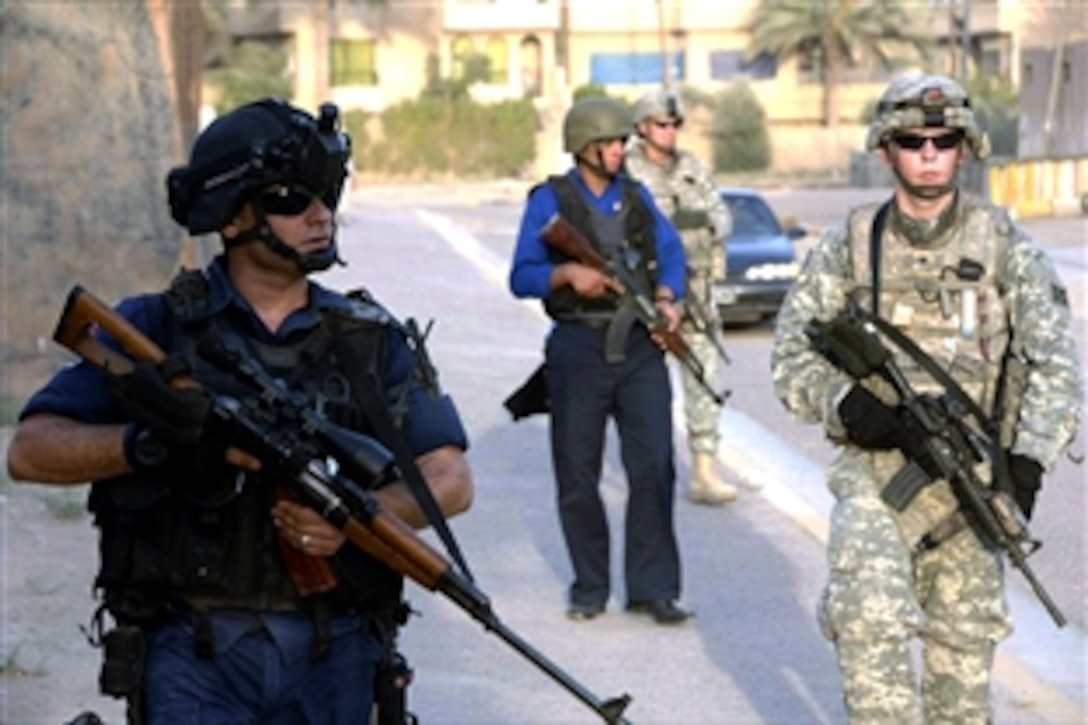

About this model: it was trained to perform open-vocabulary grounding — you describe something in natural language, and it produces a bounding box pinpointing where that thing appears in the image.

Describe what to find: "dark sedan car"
[713,187,806,323]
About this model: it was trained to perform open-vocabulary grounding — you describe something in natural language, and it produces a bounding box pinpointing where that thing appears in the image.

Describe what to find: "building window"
[451,35,474,79]
[589,51,686,85]
[331,39,377,86]
[709,50,777,80]
[486,35,508,84]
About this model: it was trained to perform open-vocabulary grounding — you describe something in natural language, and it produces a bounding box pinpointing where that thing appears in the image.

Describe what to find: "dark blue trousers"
[142,611,383,724]
[545,322,680,608]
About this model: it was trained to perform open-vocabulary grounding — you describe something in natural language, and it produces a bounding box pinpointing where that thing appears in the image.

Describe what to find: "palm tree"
[745,0,934,128]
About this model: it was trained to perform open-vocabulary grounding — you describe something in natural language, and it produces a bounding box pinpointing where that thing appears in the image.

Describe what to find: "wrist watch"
[127,424,169,471]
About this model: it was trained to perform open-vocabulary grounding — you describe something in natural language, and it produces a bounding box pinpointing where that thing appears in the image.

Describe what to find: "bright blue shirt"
[22,256,468,456]
[508,169,686,300]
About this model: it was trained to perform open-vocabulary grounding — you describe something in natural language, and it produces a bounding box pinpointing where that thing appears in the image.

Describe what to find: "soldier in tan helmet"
[626,88,737,505]
[771,74,1082,722]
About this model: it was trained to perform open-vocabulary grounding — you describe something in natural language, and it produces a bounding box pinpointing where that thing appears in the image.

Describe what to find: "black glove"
[107,359,212,448]
[838,385,906,450]
[1008,454,1044,519]
[837,386,940,474]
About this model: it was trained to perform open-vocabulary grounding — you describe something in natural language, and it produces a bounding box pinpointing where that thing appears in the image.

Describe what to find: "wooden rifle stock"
[53,285,337,596]
[540,214,726,406]
[539,213,682,352]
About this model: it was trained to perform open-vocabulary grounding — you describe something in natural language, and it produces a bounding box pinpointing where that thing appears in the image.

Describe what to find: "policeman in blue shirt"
[7,98,474,723]
[508,96,691,625]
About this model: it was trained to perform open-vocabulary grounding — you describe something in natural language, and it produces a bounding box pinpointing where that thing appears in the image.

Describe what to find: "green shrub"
[359,89,537,178]
[572,83,610,101]
[206,40,292,113]
[710,82,771,173]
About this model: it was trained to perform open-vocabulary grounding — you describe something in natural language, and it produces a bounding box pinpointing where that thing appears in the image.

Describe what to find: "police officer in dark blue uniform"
[7,98,474,723]
[508,97,691,625]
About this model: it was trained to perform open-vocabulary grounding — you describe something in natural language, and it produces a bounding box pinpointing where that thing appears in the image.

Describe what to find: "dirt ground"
[1,428,127,724]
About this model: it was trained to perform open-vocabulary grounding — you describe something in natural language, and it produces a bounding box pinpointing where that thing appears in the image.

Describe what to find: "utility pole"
[959,0,971,81]
[657,0,669,88]
[1042,0,1070,156]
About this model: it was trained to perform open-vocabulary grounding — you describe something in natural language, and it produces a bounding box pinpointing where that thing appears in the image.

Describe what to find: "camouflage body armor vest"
[846,196,1015,413]
[844,196,1016,544]
[540,174,658,321]
[91,271,406,626]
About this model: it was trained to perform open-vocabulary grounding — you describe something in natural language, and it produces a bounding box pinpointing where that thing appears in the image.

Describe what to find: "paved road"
[311,186,1086,724]
[5,185,1079,724]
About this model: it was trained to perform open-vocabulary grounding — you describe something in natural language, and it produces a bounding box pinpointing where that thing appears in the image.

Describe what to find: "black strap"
[331,321,475,583]
[868,201,892,316]
[860,305,993,436]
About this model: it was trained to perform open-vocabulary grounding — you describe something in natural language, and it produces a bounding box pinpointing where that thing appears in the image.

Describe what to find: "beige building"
[224,0,1069,174]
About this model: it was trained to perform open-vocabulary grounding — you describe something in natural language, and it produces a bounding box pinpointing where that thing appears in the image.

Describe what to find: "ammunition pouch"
[99,625,146,699]
[374,649,417,725]
[671,207,710,231]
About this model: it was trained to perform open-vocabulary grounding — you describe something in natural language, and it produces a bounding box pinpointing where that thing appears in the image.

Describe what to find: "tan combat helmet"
[632,88,685,127]
[562,97,634,154]
[866,74,990,159]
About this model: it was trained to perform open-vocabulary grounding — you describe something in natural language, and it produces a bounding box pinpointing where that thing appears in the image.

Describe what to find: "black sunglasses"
[891,130,964,151]
[260,184,342,216]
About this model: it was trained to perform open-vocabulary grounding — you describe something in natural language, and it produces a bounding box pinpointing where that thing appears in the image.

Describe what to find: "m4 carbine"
[53,285,636,724]
[804,309,1066,628]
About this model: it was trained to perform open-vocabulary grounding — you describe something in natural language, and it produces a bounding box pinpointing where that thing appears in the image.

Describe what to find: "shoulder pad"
[343,287,395,326]
[166,267,210,324]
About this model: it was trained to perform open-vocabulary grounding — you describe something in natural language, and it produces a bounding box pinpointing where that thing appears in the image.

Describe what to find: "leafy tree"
[709,82,772,172]
[206,40,292,113]
[745,0,933,128]
[967,75,1018,157]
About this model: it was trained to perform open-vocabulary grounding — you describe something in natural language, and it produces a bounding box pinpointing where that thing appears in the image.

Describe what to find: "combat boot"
[689,451,738,505]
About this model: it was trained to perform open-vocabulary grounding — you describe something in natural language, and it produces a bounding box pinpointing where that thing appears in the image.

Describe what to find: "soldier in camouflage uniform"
[771,74,1082,723]
[626,88,737,505]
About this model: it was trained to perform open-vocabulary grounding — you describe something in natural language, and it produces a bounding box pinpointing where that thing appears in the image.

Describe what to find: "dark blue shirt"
[22,256,468,457]
[508,169,686,300]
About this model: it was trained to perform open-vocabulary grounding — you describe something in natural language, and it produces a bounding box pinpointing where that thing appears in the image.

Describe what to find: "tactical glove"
[1009,454,1044,519]
[838,385,905,449]
[107,359,212,448]
[837,386,939,476]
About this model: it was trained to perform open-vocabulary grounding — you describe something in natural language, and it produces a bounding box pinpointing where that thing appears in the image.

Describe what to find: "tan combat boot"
[689,451,738,505]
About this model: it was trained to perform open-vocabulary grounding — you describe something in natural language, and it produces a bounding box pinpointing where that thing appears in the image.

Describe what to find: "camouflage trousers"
[819,453,1011,724]
[679,303,723,454]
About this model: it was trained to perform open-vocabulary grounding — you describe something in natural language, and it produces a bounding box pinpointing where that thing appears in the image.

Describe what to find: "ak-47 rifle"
[804,307,1066,628]
[540,213,729,406]
[53,285,635,724]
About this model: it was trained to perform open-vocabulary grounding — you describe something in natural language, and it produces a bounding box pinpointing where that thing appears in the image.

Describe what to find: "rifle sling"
[331,324,475,583]
[866,201,1016,509]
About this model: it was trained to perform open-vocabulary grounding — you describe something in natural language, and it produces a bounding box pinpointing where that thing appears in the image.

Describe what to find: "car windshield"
[722,195,781,237]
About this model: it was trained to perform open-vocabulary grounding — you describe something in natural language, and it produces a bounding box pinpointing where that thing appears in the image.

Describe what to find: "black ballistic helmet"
[167,98,351,236]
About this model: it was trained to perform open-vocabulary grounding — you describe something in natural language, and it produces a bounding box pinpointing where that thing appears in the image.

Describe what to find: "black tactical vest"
[540,174,658,320]
[90,270,406,625]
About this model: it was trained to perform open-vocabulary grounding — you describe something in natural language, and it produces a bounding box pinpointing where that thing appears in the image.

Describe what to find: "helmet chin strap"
[890,164,957,201]
[577,142,617,180]
[227,203,343,273]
